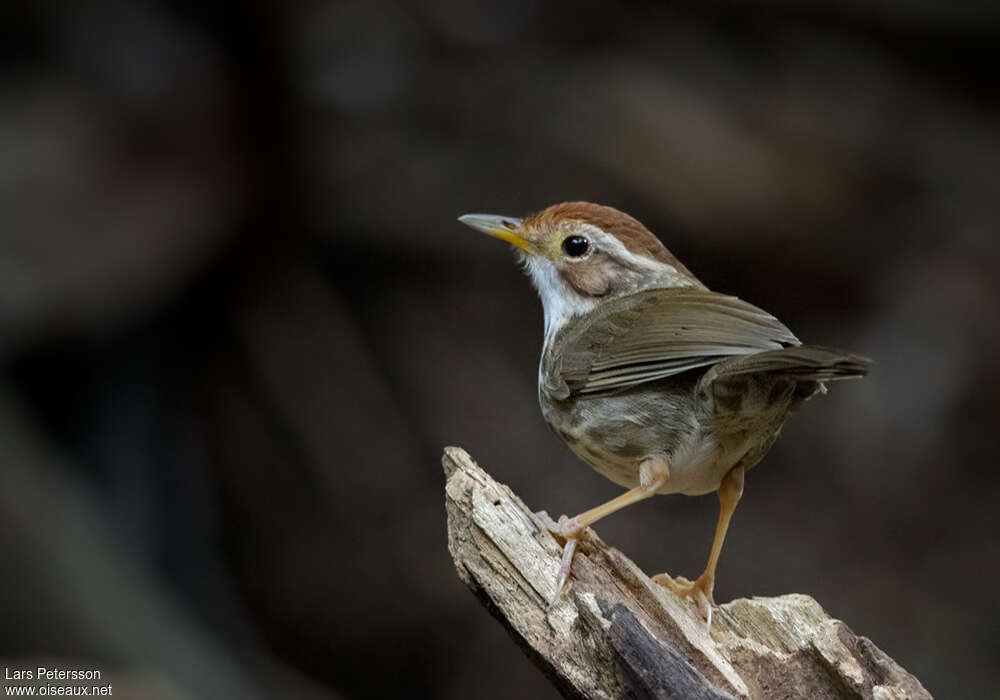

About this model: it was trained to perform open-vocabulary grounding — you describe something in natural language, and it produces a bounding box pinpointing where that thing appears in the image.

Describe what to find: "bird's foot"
[535,511,586,599]
[535,510,585,541]
[652,572,715,628]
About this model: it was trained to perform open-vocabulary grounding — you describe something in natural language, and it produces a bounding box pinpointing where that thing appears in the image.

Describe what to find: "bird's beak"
[458,213,530,252]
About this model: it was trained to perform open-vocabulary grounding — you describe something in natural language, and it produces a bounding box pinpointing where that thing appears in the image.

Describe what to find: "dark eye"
[562,235,590,257]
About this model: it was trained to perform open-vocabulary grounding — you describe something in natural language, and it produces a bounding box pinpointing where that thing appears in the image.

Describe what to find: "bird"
[458,201,871,624]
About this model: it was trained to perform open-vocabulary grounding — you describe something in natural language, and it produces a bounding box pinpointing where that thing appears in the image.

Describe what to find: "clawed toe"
[553,538,577,597]
[534,509,557,529]
[535,511,587,601]
[653,573,715,627]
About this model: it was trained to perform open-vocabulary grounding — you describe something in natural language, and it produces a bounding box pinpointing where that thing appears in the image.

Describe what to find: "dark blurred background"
[1,1,998,698]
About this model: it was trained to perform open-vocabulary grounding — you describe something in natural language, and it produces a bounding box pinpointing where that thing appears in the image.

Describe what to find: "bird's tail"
[709,345,873,383]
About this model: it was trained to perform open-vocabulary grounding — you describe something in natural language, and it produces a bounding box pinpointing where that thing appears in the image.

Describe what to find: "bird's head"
[459,201,704,337]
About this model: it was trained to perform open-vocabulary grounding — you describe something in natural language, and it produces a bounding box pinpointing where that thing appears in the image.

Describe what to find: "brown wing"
[545,288,801,399]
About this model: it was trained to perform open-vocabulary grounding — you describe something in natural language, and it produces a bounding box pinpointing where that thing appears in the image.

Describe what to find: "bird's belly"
[562,426,740,496]
[541,386,742,496]
[654,433,747,496]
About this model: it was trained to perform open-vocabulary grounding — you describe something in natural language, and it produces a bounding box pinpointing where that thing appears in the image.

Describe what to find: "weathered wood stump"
[444,446,930,700]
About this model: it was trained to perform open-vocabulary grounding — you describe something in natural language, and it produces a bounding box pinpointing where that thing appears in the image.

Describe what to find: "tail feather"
[706,345,873,383]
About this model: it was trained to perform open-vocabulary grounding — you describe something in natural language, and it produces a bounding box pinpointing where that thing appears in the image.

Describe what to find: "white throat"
[523,256,598,342]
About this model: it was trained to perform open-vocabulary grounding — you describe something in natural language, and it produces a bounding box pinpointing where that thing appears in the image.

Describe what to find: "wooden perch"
[444,446,931,700]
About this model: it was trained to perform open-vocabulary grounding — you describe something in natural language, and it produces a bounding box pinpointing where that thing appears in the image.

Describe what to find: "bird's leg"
[654,465,745,626]
[538,458,669,597]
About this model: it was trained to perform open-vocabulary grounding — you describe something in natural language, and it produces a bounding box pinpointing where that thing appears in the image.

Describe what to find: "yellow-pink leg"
[654,465,745,626]
[538,458,669,597]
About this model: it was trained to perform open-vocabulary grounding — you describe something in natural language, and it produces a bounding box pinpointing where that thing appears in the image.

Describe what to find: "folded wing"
[546,288,803,399]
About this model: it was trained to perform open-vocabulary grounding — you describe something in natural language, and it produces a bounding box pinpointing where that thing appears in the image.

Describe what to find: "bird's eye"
[562,235,590,257]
